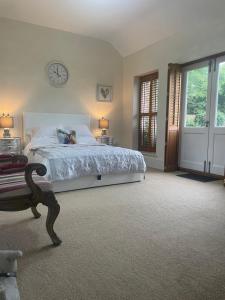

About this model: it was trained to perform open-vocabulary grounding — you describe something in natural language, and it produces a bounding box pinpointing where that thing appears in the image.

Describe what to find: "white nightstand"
[0,137,21,155]
[96,136,113,145]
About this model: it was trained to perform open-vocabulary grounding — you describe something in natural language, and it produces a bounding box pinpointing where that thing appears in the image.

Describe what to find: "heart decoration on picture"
[101,88,110,99]
[97,84,112,102]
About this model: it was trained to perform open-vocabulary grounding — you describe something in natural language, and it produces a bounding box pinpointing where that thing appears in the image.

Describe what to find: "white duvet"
[24,143,146,182]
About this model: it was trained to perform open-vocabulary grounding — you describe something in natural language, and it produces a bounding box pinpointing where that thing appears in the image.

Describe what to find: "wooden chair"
[0,154,61,246]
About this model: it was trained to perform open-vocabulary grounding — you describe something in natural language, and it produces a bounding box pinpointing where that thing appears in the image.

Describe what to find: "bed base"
[52,173,145,193]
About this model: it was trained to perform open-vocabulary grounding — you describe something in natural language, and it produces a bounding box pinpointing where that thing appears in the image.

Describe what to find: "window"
[184,66,209,128]
[138,72,159,152]
[216,61,225,127]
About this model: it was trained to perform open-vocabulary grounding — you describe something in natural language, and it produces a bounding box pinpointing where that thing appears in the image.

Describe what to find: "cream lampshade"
[99,117,109,136]
[0,114,14,138]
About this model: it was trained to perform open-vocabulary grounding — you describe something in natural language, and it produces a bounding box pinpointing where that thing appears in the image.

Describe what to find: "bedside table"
[0,137,21,155]
[96,136,113,145]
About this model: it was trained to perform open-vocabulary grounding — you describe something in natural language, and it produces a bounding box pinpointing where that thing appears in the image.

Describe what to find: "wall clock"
[47,61,69,87]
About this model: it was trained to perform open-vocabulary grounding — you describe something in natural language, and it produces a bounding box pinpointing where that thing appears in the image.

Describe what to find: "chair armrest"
[25,163,47,199]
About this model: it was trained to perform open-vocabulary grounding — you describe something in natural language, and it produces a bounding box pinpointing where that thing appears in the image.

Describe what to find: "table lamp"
[99,117,109,136]
[0,114,14,138]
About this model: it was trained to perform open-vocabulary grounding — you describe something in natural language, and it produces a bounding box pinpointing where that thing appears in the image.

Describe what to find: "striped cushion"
[0,173,52,199]
[0,163,27,174]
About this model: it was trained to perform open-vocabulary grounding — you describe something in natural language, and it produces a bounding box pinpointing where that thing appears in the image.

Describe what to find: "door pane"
[185,66,208,127]
[216,62,225,127]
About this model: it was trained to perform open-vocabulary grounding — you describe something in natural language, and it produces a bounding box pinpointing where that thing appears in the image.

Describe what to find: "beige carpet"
[0,170,225,300]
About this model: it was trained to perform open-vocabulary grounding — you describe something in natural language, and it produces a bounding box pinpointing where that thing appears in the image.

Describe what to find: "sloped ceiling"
[0,0,225,56]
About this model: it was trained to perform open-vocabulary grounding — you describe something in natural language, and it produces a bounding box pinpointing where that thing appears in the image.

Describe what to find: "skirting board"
[52,173,145,193]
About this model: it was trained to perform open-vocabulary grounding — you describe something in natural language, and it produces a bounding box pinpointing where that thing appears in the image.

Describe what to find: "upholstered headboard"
[23,112,91,144]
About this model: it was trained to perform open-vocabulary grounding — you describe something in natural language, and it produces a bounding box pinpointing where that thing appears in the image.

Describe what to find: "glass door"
[180,61,211,172]
[208,56,225,175]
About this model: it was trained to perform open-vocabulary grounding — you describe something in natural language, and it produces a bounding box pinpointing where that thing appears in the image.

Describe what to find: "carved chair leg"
[42,192,62,246]
[31,206,41,219]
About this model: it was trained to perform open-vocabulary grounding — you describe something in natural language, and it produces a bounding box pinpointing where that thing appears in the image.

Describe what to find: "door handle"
[205,120,210,127]
[204,160,206,173]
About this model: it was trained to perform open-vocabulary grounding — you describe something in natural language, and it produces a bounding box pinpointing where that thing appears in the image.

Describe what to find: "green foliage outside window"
[185,67,208,127]
[217,63,225,127]
[185,64,225,127]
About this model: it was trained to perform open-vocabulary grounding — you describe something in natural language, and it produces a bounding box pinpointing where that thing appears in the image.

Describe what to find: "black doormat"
[177,173,220,182]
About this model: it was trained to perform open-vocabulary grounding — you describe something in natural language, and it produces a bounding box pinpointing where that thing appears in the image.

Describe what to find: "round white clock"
[47,62,69,87]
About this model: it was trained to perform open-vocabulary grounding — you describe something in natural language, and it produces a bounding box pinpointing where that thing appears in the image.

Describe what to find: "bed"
[23,112,146,192]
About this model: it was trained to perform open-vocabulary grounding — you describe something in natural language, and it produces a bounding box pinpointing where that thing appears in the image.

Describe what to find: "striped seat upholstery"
[0,154,28,174]
[0,172,52,199]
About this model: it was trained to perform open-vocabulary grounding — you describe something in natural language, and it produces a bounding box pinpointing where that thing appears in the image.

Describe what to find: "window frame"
[138,72,159,153]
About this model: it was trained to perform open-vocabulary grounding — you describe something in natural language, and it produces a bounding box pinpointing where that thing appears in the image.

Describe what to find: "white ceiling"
[0,0,225,56]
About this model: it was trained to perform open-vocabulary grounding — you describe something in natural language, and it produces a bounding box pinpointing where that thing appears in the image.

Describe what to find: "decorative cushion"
[57,129,76,144]
[64,125,93,137]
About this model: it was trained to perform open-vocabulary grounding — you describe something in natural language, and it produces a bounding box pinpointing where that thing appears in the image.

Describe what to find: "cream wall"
[2,17,225,170]
[123,20,225,169]
[0,18,123,144]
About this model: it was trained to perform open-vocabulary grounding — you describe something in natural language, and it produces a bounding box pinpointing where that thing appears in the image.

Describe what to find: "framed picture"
[97,84,112,102]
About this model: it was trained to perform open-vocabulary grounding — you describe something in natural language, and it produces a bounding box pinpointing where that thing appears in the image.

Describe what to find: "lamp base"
[101,129,107,136]
[3,129,11,138]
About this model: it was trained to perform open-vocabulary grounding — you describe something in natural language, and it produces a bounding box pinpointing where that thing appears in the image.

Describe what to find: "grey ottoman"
[0,251,22,300]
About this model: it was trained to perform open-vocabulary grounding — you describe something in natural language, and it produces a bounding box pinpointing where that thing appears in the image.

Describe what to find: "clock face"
[47,62,68,87]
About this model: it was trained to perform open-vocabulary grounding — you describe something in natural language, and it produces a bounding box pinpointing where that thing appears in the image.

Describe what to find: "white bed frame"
[23,112,144,192]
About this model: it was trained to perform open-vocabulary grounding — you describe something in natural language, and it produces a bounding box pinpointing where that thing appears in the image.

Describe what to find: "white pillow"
[32,126,58,138]
[25,128,39,145]
[76,136,99,145]
[30,126,60,145]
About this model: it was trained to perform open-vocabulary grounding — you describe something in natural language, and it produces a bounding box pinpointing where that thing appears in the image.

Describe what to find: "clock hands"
[54,66,61,78]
